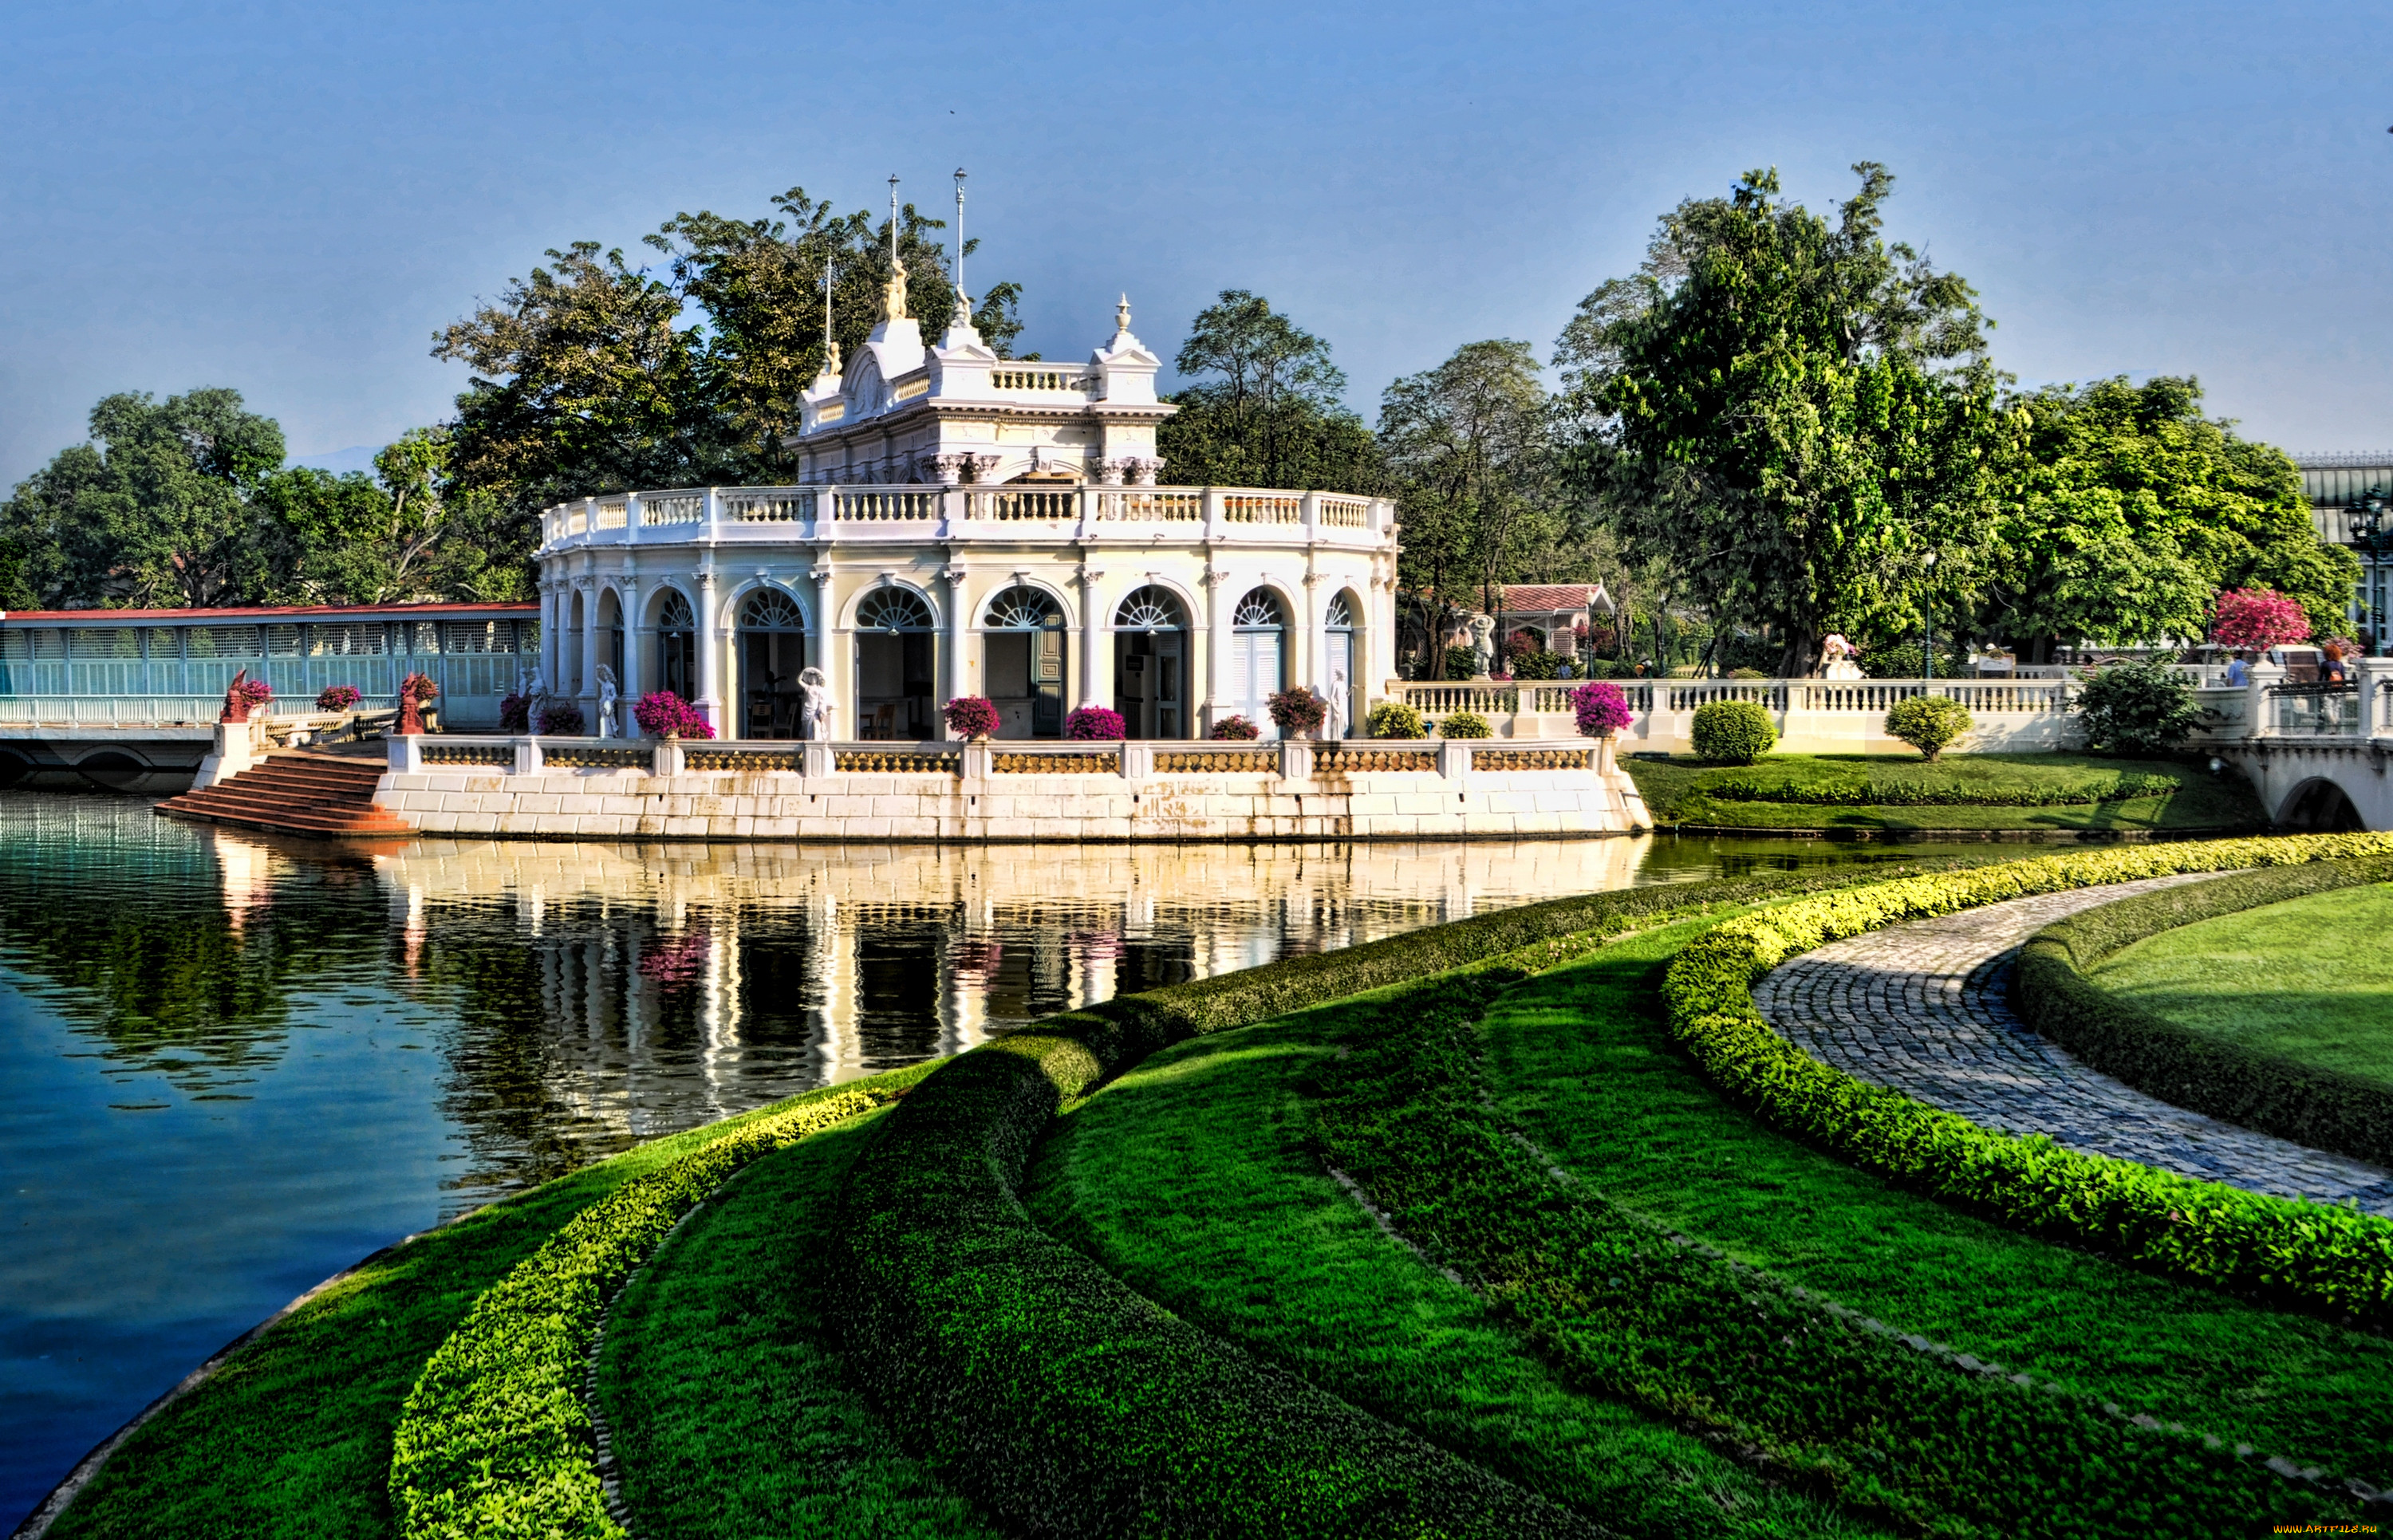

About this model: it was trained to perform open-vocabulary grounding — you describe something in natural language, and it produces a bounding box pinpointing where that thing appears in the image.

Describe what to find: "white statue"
[596,665,619,738]
[1468,615,1496,679]
[798,667,834,739]
[515,666,549,734]
[1819,633,1863,680]
[1324,669,1348,741]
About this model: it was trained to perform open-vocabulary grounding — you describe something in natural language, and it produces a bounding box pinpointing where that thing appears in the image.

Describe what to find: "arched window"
[983,585,1062,629]
[658,590,695,630]
[655,589,696,704]
[737,589,807,739]
[1112,585,1185,632]
[1228,588,1287,735]
[1323,592,1355,629]
[1232,589,1286,628]
[1323,589,1361,740]
[857,586,936,632]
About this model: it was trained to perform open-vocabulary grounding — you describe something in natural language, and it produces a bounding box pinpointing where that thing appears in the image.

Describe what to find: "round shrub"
[1367,700,1427,739]
[1065,705,1126,741]
[943,695,1001,739]
[1438,711,1492,739]
[1209,715,1261,741]
[1885,695,1973,761]
[2074,660,2201,754]
[1689,699,1776,764]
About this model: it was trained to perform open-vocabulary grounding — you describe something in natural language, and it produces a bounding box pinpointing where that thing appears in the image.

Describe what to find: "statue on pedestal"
[219,668,254,724]
[798,667,834,740]
[1323,669,1349,741]
[596,665,619,738]
[1468,615,1496,679]
[1819,633,1863,680]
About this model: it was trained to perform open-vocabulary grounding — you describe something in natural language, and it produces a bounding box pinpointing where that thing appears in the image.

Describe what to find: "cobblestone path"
[1752,875,2393,1215]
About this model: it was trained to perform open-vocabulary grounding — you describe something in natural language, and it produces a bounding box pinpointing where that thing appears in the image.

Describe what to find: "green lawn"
[1622,752,2264,832]
[594,1111,999,1539]
[1486,919,2393,1488]
[2088,882,2393,1085]
[49,1067,937,1540]
[1022,983,1884,1539]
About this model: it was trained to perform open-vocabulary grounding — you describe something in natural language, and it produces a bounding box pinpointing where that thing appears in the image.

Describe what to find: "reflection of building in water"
[369,835,1656,1119]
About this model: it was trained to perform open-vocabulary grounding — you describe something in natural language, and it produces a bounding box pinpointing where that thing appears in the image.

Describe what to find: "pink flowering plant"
[536,700,585,735]
[1570,679,1634,738]
[314,684,362,712]
[1266,687,1327,738]
[2211,587,2310,651]
[498,694,532,732]
[633,690,714,738]
[1065,705,1126,740]
[943,695,1002,739]
[237,677,275,708]
[1208,715,1262,741]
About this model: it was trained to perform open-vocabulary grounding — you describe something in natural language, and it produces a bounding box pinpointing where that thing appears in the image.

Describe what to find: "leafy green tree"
[1157,290,1385,494]
[649,187,1025,480]
[1556,164,2009,675]
[0,536,32,610]
[1982,376,2354,657]
[255,428,529,605]
[0,388,285,608]
[1381,340,1555,675]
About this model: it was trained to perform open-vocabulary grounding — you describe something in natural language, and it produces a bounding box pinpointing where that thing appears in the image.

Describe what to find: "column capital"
[940,565,968,585]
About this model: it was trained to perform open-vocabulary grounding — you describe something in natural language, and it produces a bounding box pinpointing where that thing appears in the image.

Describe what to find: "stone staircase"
[155,752,414,838]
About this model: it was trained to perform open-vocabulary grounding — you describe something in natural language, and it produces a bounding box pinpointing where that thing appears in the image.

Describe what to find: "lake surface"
[0,792,1989,1526]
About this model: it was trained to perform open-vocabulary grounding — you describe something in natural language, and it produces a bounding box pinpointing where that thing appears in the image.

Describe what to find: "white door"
[1231,631,1282,736]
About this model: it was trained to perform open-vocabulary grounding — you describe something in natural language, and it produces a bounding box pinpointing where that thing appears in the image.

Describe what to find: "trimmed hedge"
[1705,770,2183,807]
[1310,961,2358,1538]
[2014,857,2393,1170]
[388,1063,941,1540]
[1662,833,2393,1325]
[831,865,1967,1538]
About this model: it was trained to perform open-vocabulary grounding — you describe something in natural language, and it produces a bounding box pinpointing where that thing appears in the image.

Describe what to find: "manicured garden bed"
[1623,752,2265,833]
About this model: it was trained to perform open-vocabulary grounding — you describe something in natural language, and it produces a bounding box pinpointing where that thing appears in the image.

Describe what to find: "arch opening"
[653,589,696,704]
[982,585,1067,738]
[738,588,808,739]
[1228,586,1288,737]
[2279,776,2367,833]
[1112,585,1188,739]
[1323,589,1362,740]
[855,586,937,740]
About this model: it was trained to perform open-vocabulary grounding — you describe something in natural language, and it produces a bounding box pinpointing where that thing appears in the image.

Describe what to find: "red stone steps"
[156,752,415,837]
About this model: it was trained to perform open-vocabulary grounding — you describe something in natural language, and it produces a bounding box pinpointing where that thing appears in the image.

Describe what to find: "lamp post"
[2346,489,2391,656]
[1922,549,1939,683]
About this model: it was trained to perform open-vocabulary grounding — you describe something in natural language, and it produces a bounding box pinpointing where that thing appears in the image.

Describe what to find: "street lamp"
[1922,549,1939,683]
[2346,489,2392,656]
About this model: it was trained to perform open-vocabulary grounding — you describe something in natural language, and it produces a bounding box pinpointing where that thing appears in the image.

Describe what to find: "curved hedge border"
[388,1063,940,1540]
[1663,832,2393,1325]
[2014,857,2393,1170]
[832,865,1960,1538]
[1705,770,2182,807]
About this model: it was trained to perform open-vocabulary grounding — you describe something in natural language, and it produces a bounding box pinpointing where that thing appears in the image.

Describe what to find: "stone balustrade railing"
[538,484,1397,552]
[387,735,1607,781]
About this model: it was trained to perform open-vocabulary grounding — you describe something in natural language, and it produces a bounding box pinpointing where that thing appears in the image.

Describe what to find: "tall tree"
[1157,290,1385,493]
[1380,339,1555,664]
[254,428,529,605]
[1556,164,2009,675]
[0,388,285,608]
[1982,376,2355,656]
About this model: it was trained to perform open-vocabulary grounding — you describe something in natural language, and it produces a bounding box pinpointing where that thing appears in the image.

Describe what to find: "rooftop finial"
[952,167,970,323]
[822,247,840,375]
[1115,293,1132,334]
[881,174,909,321]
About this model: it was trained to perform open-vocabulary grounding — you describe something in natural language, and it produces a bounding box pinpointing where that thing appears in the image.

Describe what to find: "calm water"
[0,793,1984,1524]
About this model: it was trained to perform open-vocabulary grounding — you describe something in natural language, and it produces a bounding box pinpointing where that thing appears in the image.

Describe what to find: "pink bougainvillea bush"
[1065,705,1126,740]
[633,690,714,738]
[2211,587,2310,650]
[315,684,362,712]
[943,695,1002,739]
[1266,687,1327,737]
[238,677,275,707]
[1570,679,1634,738]
[536,700,585,735]
[1208,715,1262,741]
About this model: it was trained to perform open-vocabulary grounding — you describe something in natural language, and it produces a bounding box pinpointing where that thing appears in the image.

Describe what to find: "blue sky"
[2,0,2387,488]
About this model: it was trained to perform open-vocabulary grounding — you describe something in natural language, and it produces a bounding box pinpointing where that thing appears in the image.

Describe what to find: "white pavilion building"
[532,258,1398,742]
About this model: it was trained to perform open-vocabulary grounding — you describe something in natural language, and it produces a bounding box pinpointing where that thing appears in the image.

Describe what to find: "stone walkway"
[1752,876,2393,1216]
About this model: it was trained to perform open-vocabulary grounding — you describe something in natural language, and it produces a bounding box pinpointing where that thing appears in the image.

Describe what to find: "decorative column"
[2247,660,2284,738]
[619,577,645,736]
[1203,566,1232,735]
[2363,657,2393,738]
[578,577,602,723]
[694,569,722,733]
[539,581,562,693]
[1078,565,1107,711]
[942,566,971,730]
[813,564,839,741]
[1297,570,1323,692]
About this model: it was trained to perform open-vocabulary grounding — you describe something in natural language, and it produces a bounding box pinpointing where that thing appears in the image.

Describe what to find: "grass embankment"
[2090,882,2393,1083]
[1623,752,2264,833]
[47,1064,940,1540]
[1026,901,2388,1535]
[593,1112,998,1540]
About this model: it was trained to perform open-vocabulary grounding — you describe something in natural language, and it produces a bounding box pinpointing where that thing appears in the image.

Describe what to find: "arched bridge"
[2208,659,2393,832]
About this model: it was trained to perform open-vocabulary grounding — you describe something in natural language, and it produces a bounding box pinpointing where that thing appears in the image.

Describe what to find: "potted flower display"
[536,699,585,735]
[1266,687,1327,739]
[1569,680,1632,738]
[315,684,362,713]
[943,695,1002,742]
[1065,705,1126,741]
[634,690,715,739]
[1208,715,1262,741]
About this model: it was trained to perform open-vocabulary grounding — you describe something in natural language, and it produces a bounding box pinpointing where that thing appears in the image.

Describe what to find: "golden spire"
[881,173,909,321]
